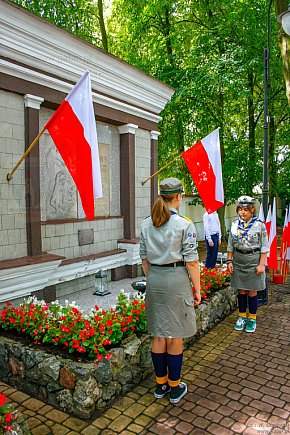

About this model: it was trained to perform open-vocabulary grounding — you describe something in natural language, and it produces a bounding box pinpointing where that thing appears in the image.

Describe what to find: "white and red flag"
[265,205,271,236]
[267,198,278,271]
[181,128,224,214]
[258,205,265,222]
[280,208,289,274]
[286,205,290,260]
[45,70,102,220]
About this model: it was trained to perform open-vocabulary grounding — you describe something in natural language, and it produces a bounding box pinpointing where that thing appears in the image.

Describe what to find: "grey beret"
[159,177,184,194]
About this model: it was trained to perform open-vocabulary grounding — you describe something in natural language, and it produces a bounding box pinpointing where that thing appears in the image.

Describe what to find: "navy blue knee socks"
[151,352,183,387]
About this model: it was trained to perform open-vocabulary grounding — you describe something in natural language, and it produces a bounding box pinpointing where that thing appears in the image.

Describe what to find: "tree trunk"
[98,0,108,52]
[163,7,174,69]
[268,116,276,203]
[276,0,290,104]
[247,71,256,193]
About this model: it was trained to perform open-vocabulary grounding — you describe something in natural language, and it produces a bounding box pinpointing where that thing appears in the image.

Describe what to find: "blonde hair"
[151,194,178,227]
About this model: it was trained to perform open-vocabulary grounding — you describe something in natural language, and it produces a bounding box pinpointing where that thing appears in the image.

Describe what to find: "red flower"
[0,393,7,406]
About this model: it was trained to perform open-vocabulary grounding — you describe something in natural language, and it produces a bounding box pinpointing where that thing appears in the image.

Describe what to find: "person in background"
[227,196,269,333]
[140,177,201,404]
[203,210,222,268]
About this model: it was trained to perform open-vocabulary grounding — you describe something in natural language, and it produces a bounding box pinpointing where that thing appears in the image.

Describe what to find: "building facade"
[0,0,174,302]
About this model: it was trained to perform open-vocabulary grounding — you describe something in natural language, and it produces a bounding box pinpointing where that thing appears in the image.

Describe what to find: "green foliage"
[11,0,102,45]
[109,0,289,203]
[11,0,290,203]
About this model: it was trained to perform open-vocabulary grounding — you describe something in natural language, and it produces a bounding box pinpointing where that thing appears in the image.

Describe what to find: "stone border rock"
[0,286,237,419]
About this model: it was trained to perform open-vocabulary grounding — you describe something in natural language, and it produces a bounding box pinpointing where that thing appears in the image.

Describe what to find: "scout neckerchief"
[170,209,177,215]
[237,216,257,240]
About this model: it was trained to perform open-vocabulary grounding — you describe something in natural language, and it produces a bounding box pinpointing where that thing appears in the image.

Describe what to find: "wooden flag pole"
[7,127,46,182]
[141,152,183,186]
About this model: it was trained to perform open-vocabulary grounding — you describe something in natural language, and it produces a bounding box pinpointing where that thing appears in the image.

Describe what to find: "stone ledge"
[0,253,65,271]
[0,286,237,419]
[60,249,127,266]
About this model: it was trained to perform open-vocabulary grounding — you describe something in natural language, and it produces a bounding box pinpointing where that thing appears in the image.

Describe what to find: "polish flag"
[182,128,224,214]
[45,70,102,220]
[286,205,290,260]
[267,198,278,271]
[258,205,265,222]
[265,205,271,236]
[280,208,289,273]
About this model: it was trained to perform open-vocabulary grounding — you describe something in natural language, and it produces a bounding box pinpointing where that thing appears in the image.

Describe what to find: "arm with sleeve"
[260,222,270,253]
[203,214,212,242]
[182,221,199,262]
[217,215,222,241]
[227,224,234,253]
[139,228,147,260]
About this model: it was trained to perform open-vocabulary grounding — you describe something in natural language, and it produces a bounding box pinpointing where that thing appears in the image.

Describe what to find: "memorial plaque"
[78,229,94,246]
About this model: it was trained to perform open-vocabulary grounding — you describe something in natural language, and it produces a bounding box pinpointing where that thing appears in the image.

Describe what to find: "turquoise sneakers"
[234,316,247,331]
[245,318,256,333]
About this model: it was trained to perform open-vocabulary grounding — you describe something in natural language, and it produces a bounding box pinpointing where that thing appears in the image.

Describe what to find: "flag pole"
[141,152,183,186]
[7,127,46,181]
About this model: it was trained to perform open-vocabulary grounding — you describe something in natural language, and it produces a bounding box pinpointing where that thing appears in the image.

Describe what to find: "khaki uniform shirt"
[227,219,269,253]
[140,208,199,264]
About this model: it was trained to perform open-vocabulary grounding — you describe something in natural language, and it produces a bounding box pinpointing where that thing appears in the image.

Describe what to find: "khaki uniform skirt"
[145,265,197,338]
[231,251,266,291]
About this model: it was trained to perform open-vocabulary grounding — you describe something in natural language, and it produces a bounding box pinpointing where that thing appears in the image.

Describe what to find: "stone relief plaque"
[40,117,110,220]
[40,131,77,220]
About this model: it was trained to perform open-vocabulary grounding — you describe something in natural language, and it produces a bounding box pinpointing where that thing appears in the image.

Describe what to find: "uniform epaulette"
[180,215,192,222]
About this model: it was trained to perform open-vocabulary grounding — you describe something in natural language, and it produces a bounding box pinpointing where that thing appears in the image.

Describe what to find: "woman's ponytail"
[151,194,177,227]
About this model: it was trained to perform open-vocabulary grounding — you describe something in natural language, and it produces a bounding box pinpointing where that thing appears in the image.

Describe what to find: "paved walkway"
[1,280,290,434]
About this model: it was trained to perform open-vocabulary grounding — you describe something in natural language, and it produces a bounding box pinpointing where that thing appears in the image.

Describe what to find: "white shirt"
[203,211,221,242]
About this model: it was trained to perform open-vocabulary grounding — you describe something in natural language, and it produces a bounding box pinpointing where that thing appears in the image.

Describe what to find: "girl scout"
[227,196,269,333]
[140,177,201,404]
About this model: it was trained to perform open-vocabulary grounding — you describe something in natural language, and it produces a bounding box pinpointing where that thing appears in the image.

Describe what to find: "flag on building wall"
[181,128,224,214]
[267,198,278,271]
[45,70,102,220]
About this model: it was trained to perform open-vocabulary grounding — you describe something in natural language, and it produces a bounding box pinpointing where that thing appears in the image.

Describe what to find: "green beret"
[159,178,184,194]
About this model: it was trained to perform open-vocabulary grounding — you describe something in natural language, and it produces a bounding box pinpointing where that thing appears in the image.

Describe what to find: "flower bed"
[0,271,237,419]
[0,392,30,435]
[0,266,230,363]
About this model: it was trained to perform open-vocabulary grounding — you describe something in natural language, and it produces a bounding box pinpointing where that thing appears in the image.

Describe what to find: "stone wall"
[0,90,27,261]
[0,286,237,419]
[135,129,151,238]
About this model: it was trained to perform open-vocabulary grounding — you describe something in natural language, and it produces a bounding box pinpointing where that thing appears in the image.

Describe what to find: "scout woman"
[227,196,269,333]
[140,177,201,404]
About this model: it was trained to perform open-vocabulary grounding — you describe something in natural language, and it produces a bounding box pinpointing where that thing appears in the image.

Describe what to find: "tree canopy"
[12,0,290,207]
